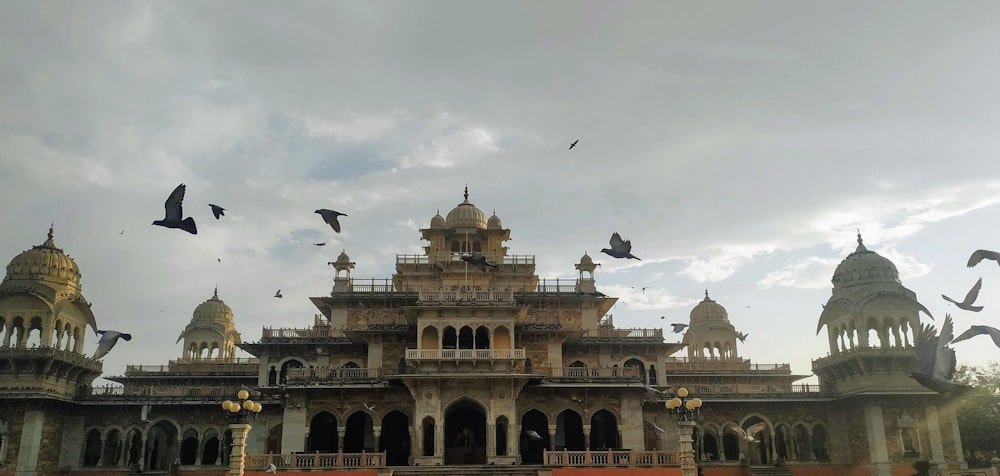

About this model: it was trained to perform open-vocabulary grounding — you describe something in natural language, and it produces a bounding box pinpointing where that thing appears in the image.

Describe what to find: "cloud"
[759,257,841,290]
[598,285,701,311]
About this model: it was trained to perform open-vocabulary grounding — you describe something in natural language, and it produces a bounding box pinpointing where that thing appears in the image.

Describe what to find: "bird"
[92,330,132,360]
[265,463,277,474]
[568,139,579,150]
[736,331,749,343]
[314,242,326,246]
[140,404,151,423]
[730,422,767,443]
[363,402,375,412]
[601,232,641,260]
[119,229,125,236]
[671,323,688,333]
[942,277,984,312]
[315,346,327,355]
[642,287,649,294]
[910,314,969,394]
[274,290,283,298]
[569,396,584,404]
[209,204,226,219]
[643,385,666,401]
[968,249,1000,268]
[217,258,221,263]
[648,422,666,433]
[460,252,499,270]
[315,209,348,233]
[525,430,544,441]
[952,325,1000,349]
[152,183,197,234]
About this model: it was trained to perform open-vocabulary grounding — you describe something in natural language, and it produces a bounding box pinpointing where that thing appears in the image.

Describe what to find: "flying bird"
[274,290,283,299]
[525,430,544,441]
[952,325,1000,349]
[265,463,277,474]
[642,287,649,294]
[568,139,579,150]
[119,229,125,236]
[736,331,749,343]
[209,204,226,219]
[460,252,499,270]
[648,421,665,434]
[601,232,641,260]
[968,249,1000,268]
[569,396,584,404]
[910,314,968,394]
[942,278,984,312]
[730,422,767,443]
[314,242,327,246]
[315,209,348,233]
[140,404,151,423]
[92,330,132,360]
[671,323,688,333]
[152,183,197,234]
[363,402,376,412]
[217,258,221,263]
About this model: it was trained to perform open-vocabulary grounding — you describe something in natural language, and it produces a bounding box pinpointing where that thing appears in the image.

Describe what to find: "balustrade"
[405,348,525,360]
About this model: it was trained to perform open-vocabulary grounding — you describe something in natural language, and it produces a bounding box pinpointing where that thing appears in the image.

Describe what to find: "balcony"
[417,288,515,305]
[575,327,663,343]
[284,367,385,385]
[661,357,791,373]
[261,327,348,339]
[396,252,535,267]
[544,449,678,467]
[246,452,384,470]
[124,357,259,375]
[663,382,831,398]
[405,348,525,360]
[540,366,643,383]
[83,384,273,402]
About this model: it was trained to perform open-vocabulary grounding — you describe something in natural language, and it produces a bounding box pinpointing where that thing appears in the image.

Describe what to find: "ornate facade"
[0,193,967,476]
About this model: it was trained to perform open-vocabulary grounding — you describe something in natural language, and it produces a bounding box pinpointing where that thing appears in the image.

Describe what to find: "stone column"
[337,427,346,452]
[863,405,891,476]
[548,425,557,451]
[924,406,946,463]
[583,425,591,450]
[373,426,382,452]
[228,423,252,476]
[678,420,696,476]
[486,423,495,458]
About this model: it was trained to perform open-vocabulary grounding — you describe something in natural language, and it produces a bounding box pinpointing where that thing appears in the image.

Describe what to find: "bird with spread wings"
[730,422,767,443]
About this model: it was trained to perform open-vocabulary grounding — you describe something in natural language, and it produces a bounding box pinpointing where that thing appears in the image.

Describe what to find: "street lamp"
[665,387,702,476]
[222,389,263,476]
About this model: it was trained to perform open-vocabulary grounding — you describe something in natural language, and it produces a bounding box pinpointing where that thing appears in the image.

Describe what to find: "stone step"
[389,465,539,476]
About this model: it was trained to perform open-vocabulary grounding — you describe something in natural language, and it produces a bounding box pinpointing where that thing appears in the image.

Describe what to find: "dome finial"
[43,224,56,247]
[704,289,710,301]
[464,184,469,202]
[213,286,219,299]
[855,228,868,252]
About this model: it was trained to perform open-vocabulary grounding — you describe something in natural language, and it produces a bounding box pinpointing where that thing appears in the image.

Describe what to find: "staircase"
[389,465,540,476]
[750,466,794,476]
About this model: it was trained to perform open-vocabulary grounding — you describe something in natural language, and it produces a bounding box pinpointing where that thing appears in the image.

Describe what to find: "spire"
[40,224,57,248]
[213,286,219,300]
[463,185,469,202]
[855,228,868,253]
[703,289,712,302]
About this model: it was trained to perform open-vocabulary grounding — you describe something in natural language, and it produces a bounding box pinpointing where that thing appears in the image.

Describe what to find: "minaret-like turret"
[176,287,242,361]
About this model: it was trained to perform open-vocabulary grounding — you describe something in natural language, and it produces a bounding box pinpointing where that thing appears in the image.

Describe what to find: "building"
[0,191,967,476]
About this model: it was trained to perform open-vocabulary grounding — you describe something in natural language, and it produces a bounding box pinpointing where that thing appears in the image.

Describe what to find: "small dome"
[445,186,487,229]
[579,252,594,265]
[192,288,234,324]
[336,250,352,264]
[4,227,82,289]
[690,290,729,322]
[487,211,502,229]
[430,210,446,228]
[831,233,900,288]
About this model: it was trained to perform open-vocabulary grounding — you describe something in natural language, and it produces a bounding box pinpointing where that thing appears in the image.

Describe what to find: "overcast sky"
[2,1,1000,386]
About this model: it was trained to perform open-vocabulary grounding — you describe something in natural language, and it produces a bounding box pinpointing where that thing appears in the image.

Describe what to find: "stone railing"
[84,384,268,401]
[125,358,259,374]
[665,382,831,397]
[417,288,515,304]
[811,346,915,367]
[541,366,642,379]
[405,348,525,360]
[578,327,664,341]
[261,327,348,339]
[544,449,678,466]
[661,358,791,373]
[396,252,535,266]
[245,452,384,469]
[285,367,385,384]
[0,346,103,371]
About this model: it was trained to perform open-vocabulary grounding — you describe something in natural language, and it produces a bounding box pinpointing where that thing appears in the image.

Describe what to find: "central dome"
[4,227,82,289]
[689,291,729,322]
[831,233,900,288]
[445,186,487,229]
[192,288,234,324]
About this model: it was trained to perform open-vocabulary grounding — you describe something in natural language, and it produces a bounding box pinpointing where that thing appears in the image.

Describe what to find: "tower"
[682,291,741,361]
[176,287,243,361]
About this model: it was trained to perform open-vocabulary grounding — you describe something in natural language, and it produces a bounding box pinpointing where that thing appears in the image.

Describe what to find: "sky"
[2,1,1000,387]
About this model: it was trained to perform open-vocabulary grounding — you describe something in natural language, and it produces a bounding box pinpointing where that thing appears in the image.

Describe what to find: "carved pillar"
[373,426,382,452]
[548,425,557,452]
[678,420,696,476]
[228,423,251,476]
[337,427,346,452]
[486,423,495,458]
[583,425,591,450]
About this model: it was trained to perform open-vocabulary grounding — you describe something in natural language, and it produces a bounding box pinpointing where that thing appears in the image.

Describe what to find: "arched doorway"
[344,412,374,452]
[145,421,179,471]
[623,358,646,384]
[309,412,338,452]
[179,428,199,464]
[742,417,771,465]
[279,359,304,385]
[201,429,220,465]
[103,429,123,466]
[444,401,486,465]
[590,410,619,450]
[556,410,585,451]
[266,424,282,454]
[520,410,548,464]
[380,411,411,466]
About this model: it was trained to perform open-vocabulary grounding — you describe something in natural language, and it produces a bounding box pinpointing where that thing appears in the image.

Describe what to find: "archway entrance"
[380,411,411,466]
[444,401,486,465]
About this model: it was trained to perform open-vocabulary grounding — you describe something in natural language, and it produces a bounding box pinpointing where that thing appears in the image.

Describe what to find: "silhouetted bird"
[120,229,124,236]
[315,209,347,233]
[314,242,326,246]
[910,314,968,394]
[364,402,376,412]
[730,422,767,443]
[968,249,1000,268]
[942,277,984,312]
[736,331,749,343]
[209,204,226,219]
[568,139,579,150]
[601,232,640,260]
[152,184,197,234]
[952,325,1000,349]
[93,330,132,360]
[525,430,544,441]
[274,290,283,299]
[649,422,665,433]
[671,323,688,333]
[460,252,499,270]
[265,463,277,474]
[642,287,649,294]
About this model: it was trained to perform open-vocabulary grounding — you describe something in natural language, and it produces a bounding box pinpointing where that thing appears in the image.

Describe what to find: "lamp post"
[222,389,263,476]
[665,387,702,476]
